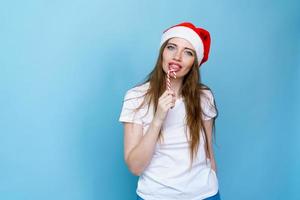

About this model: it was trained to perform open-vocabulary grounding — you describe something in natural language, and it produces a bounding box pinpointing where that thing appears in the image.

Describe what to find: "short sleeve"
[201,90,218,120]
[119,90,143,125]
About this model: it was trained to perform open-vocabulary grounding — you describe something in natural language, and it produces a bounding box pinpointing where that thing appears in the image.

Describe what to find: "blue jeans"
[136,191,221,200]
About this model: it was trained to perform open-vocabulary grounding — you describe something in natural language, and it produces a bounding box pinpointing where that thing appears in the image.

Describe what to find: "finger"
[161,90,175,101]
[162,90,173,98]
[159,91,168,101]
[165,89,175,95]
[166,101,175,109]
[167,89,175,96]
[160,95,173,105]
[160,92,170,103]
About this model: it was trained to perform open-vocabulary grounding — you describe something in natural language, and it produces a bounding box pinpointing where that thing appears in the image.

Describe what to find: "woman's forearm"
[126,118,163,176]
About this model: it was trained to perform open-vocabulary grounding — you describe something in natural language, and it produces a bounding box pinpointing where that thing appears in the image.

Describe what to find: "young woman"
[119,22,221,200]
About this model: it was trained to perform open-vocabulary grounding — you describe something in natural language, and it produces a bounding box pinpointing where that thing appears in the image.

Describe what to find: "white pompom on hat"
[160,22,211,66]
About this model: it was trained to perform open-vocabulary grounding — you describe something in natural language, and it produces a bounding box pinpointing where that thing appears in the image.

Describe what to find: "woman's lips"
[168,62,182,72]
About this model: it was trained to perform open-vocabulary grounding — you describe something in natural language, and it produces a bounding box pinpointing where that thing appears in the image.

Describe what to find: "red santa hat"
[160,22,211,66]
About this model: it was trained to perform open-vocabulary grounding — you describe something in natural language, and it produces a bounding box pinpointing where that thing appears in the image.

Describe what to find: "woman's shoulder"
[199,84,218,119]
[124,82,150,100]
[199,84,215,99]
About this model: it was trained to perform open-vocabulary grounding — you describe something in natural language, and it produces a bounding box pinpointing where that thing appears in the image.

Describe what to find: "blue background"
[1,0,299,199]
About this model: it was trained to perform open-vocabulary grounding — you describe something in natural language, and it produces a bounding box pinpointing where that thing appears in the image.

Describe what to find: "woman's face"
[162,37,196,78]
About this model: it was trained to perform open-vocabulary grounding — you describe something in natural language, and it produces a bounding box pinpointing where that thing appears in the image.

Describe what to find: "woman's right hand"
[154,90,176,124]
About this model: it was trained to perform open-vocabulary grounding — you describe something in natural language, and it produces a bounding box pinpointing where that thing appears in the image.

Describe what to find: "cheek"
[183,66,193,75]
[162,50,172,61]
[184,57,195,68]
[181,58,194,74]
[162,51,172,65]
[161,53,169,71]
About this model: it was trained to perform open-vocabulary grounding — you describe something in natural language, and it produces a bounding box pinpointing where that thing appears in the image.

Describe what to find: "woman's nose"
[173,50,182,61]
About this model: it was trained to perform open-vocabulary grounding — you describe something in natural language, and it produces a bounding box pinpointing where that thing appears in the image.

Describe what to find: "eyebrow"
[167,42,195,52]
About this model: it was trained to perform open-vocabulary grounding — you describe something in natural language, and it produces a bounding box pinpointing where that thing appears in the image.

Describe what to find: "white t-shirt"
[119,82,219,200]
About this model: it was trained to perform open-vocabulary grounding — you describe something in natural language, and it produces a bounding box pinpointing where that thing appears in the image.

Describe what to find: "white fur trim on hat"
[160,26,204,62]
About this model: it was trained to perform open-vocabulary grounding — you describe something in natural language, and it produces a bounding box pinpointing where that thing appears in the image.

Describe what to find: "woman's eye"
[185,51,194,56]
[166,45,175,50]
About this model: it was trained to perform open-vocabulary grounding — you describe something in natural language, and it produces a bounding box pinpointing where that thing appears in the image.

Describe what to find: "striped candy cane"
[167,70,171,91]
[166,69,176,91]
[172,70,176,79]
[167,69,176,109]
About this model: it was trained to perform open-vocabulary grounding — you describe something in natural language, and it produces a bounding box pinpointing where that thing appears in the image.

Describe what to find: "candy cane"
[166,69,177,109]
[166,69,176,91]
[172,70,176,79]
[167,70,171,91]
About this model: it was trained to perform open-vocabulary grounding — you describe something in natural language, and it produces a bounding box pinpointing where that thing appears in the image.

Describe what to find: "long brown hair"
[136,40,218,167]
